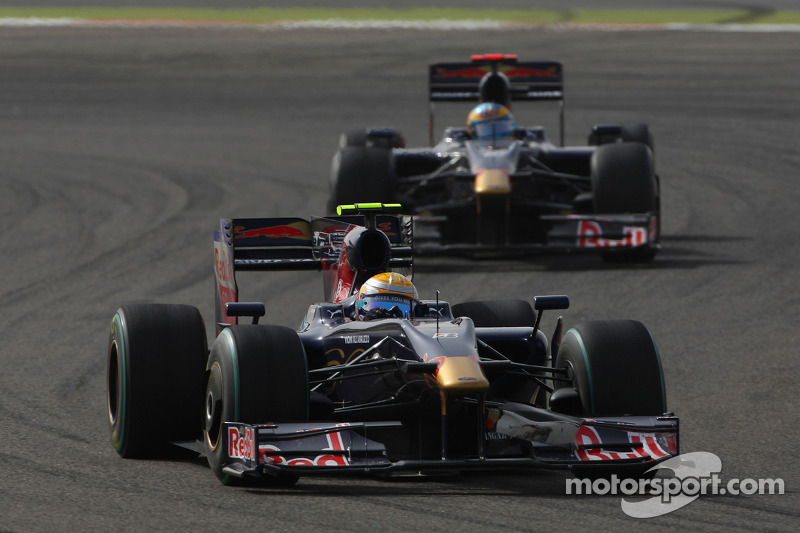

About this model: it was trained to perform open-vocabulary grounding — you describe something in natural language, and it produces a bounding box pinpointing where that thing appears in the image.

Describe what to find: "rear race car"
[106,204,678,486]
[328,54,660,262]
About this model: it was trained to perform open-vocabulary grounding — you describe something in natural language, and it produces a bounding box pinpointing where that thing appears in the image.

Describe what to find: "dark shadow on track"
[241,469,572,497]
[413,234,751,274]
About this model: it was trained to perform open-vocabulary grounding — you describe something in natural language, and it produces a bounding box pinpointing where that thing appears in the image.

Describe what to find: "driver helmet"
[356,272,418,319]
[467,102,517,141]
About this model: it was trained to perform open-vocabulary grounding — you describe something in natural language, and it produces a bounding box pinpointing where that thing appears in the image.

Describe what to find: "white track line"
[0,17,798,32]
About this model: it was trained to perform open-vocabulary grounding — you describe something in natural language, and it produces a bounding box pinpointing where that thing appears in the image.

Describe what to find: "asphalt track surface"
[1,22,799,533]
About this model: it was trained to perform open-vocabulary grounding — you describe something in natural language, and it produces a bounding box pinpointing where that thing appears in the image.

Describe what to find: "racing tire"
[328,146,396,214]
[591,142,658,262]
[553,320,666,417]
[107,304,208,459]
[451,299,535,327]
[588,123,654,153]
[620,123,654,153]
[339,128,405,149]
[203,325,309,486]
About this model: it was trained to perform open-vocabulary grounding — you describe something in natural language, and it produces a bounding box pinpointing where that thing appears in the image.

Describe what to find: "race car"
[328,54,661,262]
[106,204,678,486]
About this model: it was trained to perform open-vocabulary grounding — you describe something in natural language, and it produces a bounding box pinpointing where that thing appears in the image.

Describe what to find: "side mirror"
[533,295,570,311]
[226,302,266,324]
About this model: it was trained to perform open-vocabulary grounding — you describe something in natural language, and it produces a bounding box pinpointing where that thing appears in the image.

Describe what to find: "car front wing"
[413,212,659,256]
[219,412,679,480]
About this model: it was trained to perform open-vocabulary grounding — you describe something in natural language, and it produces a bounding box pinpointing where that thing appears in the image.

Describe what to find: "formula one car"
[106,204,678,486]
[329,54,660,262]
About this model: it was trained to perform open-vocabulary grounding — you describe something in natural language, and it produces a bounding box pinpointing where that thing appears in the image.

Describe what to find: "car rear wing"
[214,208,412,328]
[428,54,565,145]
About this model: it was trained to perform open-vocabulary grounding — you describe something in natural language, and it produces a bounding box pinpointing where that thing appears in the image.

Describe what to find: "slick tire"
[588,123,654,153]
[107,304,208,458]
[554,320,666,417]
[591,142,658,262]
[619,123,655,153]
[339,128,405,150]
[451,299,535,327]
[328,146,396,213]
[204,325,309,486]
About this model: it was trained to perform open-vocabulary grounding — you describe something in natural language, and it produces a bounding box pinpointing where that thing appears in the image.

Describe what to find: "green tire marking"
[111,313,127,452]
[565,327,595,415]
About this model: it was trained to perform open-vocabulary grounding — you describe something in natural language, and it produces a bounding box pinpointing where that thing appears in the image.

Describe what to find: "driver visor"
[356,294,412,318]
[473,118,514,140]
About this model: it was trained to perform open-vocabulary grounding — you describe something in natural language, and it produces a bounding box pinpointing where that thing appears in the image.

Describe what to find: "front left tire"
[107,304,207,458]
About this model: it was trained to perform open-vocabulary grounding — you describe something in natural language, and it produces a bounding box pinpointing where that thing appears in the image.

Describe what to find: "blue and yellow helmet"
[467,103,517,141]
[356,272,418,319]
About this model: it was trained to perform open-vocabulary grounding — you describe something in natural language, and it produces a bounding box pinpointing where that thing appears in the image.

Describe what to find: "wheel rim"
[107,341,121,426]
[204,362,223,452]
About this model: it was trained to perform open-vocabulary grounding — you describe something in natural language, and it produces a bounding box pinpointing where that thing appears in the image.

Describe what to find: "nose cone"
[435,356,489,391]
[475,169,511,194]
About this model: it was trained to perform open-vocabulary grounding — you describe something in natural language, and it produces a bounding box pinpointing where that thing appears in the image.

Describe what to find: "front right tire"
[203,325,309,485]
[553,320,666,417]
[591,142,659,262]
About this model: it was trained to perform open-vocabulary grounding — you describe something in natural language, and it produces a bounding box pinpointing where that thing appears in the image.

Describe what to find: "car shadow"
[412,234,751,273]
[242,469,574,497]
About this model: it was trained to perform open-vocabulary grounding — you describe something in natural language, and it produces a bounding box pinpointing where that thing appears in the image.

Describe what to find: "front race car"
[107,204,678,486]
[208,209,679,482]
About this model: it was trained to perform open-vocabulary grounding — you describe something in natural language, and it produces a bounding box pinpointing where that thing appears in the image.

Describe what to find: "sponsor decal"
[435,66,489,79]
[577,220,647,248]
[214,242,238,323]
[214,244,235,290]
[574,425,669,462]
[433,332,458,339]
[228,426,255,461]
[325,308,343,318]
[234,222,309,240]
[260,425,351,467]
[503,66,560,79]
[343,335,370,344]
[376,221,398,237]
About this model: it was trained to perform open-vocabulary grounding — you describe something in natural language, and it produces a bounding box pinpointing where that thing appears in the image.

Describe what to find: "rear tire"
[107,304,207,458]
[339,128,404,149]
[451,299,535,327]
[553,320,666,417]
[328,146,396,214]
[203,325,309,486]
[588,123,654,153]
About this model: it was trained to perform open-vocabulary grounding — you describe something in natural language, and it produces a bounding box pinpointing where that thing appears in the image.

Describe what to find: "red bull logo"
[259,426,351,467]
[574,425,670,462]
[234,222,309,240]
[228,426,255,461]
[577,221,646,248]
[502,66,560,80]
[435,66,489,80]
